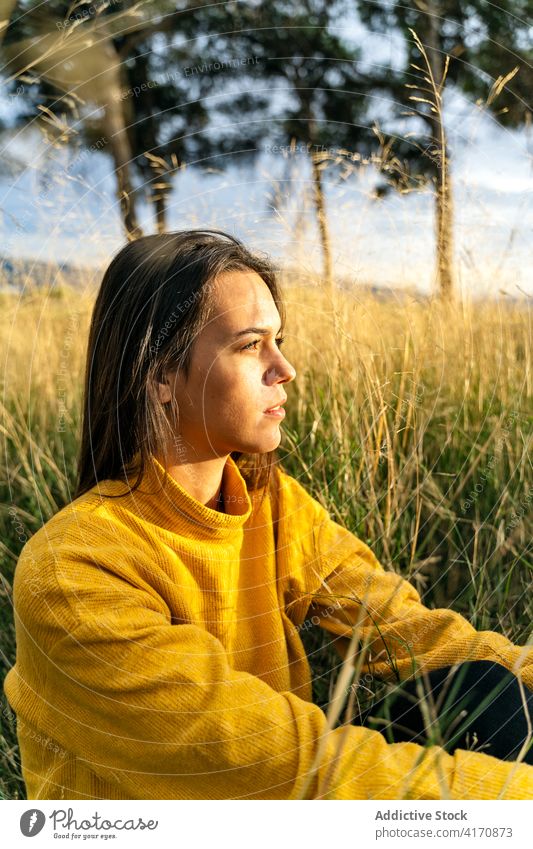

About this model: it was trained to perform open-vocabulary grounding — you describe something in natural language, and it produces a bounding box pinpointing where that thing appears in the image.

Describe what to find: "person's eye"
[241,339,261,351]
[240,336,285,351]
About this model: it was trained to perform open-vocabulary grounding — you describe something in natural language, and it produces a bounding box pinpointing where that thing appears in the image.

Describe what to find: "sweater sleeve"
[291,491,533,693]
[17,552,533,800]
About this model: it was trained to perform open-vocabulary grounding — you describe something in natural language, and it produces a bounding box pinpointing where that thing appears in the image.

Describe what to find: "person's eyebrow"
[231,324,283,338]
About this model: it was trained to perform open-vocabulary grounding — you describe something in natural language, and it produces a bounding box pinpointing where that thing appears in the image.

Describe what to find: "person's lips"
[264,398,287,413]
[263,397,287,419]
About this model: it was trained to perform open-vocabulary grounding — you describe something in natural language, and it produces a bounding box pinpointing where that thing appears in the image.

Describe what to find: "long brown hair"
[75,229,286,501]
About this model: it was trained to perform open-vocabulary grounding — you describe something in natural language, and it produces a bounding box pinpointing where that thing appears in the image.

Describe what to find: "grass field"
[1,271,532,799]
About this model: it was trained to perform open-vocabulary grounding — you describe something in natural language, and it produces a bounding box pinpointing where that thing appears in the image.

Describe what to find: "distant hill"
[1,254,530,306]
[0,255,102,294]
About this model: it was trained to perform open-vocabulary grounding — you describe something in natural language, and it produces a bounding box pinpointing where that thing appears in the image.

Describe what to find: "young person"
[4,230,533,800]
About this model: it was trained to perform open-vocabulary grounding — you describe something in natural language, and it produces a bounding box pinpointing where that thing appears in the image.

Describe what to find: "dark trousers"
[353,660,533,764]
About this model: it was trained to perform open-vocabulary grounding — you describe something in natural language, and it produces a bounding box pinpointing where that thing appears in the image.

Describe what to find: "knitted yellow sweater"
[4,454,533,800]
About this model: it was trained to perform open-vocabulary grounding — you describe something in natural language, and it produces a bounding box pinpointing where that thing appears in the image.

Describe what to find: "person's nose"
[264,350,297,386]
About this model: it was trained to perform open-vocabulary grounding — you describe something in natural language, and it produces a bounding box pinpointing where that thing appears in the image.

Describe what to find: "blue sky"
[1,82,531,298]
[1,3,531,298]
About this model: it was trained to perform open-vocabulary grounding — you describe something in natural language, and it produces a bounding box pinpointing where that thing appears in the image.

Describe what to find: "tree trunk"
[310,152,333,292]
[153,194,167,234]
[124,47,167,235]
[102,102,143,241]
[1,15,144,243]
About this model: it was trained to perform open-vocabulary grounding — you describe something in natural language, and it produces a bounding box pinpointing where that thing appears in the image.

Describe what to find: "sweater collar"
[96,453,254,540]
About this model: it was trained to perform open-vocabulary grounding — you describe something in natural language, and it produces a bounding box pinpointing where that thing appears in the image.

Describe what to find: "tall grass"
[1,271,531,799]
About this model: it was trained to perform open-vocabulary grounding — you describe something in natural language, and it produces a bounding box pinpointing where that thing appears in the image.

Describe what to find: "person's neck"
[155,449,230,511]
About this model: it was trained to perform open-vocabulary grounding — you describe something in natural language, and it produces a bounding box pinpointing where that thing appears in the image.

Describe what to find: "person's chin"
[237,429,282,455]
[261,428,283,452]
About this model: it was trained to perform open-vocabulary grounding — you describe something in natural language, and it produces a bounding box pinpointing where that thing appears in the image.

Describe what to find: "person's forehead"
[209,270,280,332]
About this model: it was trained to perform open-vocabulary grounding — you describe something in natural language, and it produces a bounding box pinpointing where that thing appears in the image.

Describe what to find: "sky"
[0,16,532,299]
[1,92,531,299]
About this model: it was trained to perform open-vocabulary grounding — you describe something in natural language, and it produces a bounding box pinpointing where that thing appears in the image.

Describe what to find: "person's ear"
[157,380,172,404]
[155,368,172,404]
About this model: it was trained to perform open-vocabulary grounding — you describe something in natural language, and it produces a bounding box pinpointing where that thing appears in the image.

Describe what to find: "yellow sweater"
[4,454,533,800]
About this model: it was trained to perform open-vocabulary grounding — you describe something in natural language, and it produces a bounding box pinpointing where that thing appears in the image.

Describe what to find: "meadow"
[0,270,531,799]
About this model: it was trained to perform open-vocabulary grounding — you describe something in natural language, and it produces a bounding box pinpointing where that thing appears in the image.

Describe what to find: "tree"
[111,18,217,235]
[0,0,154,239]
[179,0,377,292]
[0,1,219,238]
[356,0,533,300]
